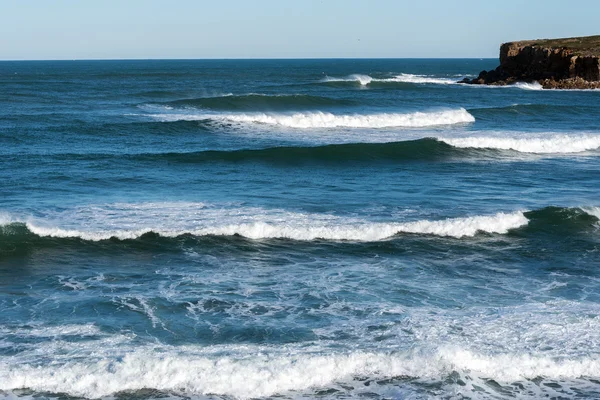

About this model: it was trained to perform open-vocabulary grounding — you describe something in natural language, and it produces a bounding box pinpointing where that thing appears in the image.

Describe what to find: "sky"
[1,0,598,60]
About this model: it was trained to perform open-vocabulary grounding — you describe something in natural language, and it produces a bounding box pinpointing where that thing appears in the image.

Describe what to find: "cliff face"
[463,36,600,89]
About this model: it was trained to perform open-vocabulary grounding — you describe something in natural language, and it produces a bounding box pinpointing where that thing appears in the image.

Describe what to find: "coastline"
[462,35,600,89]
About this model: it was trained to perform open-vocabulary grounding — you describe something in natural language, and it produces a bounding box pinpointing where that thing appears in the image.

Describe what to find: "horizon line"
[0,56,498,62]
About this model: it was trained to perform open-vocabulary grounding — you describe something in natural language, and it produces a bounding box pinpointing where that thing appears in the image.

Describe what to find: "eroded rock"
[462,35,600,89]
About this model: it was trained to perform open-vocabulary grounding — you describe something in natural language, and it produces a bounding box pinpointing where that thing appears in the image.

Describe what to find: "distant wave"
[466,81,593,91]
[325,75,600,90]
[470,103,598,115]
[439,134,600,154]
[320,73,458,86]
[157,93,356,111]
[150,108,475,128]
[508,81,599,90]
[14,135,600,166]
[138,135,600,161]
[135,139,461,164]
[383,73,458,85]
[465,82,543,91]
[512,81,544,90]
[0,139,462,164]
[464,81,592,91]
[315,74,580,90]
[321,74,375,86]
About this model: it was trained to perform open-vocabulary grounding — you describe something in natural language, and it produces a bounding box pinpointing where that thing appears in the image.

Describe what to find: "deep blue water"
[1,59,599,399]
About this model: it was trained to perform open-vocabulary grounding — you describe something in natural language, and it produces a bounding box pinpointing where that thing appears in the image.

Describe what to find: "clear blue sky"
[1,0,598,60]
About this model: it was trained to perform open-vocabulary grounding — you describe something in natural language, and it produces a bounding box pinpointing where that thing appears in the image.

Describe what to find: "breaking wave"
[8,134,600,169]
[512,81,544,90]
[150,108,475,128]
[2,345,600,399]
[0,203,528,242]
[2,297,600,399]
[318,74,571,88]
[2,206,597,254]
[468,81,546,90]
[27,135,600,167]
[382,73,458,85]
[320,73,458,86]
[321,74,374,86]
[439,134,600,153]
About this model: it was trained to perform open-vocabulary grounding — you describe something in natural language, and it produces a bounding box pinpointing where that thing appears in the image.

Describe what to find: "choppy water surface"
[1,59,599,399]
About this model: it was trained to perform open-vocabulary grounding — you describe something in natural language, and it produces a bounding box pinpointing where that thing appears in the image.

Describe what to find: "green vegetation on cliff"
[506,35,600,57]
[462,35,600,89]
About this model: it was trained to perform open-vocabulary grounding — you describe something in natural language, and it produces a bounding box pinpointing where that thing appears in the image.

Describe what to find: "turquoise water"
[1,59,600,399]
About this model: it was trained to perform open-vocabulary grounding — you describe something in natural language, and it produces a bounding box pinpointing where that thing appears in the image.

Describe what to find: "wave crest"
[151,108,475,129]
[440,134,600,153]
[321,74,373,86]
[384,73,458,85]
[321,74,458,86]
[1,203,526,242]
[2,345,599,399]
[513,81,544,90]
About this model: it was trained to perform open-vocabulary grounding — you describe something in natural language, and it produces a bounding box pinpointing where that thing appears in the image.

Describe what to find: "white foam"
[0,212,18,226]
[181,210,527,240]
[0,324,102,338]
[3,300,600,398]
[321,74,373,86]
[1,345,599,399]
[384,73,457,85]
[58,276,88,291]
[439,134,600,154]
[437,348,600,381]
[119,297,163,329]
[322,73,458,86]
[152,108,475,129]
[582,206,600,220]
[460,81,548,90]
[512,81,544,90]
[1,203,528,241]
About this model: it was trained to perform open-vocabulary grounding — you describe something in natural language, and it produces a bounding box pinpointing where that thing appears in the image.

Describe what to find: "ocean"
[1,59,599,399]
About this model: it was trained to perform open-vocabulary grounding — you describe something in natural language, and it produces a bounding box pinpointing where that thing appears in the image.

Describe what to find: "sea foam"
[384,73,457,85]
[321,74,374,85]
[1,346,599,399]
[439,134,600,153]
[152,108,475,128]
[582,206,600,220]
[512,81,544,90]
[321,74,457,85]
[3,203,527,241]
[3,298,600,399]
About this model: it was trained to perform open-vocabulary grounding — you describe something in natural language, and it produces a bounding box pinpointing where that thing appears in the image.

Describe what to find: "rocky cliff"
[462,35,600,89]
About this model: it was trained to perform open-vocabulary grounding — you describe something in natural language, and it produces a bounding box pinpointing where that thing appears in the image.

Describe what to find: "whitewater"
[150,108,475,128]
[2,59,600,400]
[1,203,530,241]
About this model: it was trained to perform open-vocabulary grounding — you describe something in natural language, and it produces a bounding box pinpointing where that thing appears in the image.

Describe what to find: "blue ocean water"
[1,59,599,399]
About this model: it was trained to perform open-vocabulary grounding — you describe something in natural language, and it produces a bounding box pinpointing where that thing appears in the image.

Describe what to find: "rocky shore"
[462,35,600,89]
